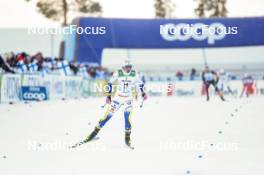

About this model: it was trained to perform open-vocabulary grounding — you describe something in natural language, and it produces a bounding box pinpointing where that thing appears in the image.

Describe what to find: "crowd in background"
[0,52,110,79]
[1,52,263,82]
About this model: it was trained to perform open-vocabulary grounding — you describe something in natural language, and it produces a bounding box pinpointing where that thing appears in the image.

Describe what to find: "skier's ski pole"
[101,103,107,108]
[140,99,144,108]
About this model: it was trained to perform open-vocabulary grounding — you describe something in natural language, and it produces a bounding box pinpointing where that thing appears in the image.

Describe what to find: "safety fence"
[0,73,108,103]
[146,81,264,97]
[1,73,264,103]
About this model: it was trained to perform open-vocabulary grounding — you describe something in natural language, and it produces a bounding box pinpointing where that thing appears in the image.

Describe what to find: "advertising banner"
[75,17,264,64]
[20,86,48,101]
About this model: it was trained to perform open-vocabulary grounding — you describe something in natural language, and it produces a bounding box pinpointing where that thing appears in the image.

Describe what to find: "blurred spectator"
[31,52,44,71]
[240,73,254,97]
[3,52,16,67]
[16,52,29,65]
[176,70,184,81]
[0,54,15,73]
[77,64,89,77]
[88,66,97,78]
[190,68,196,80]
[95,66,107,79]
[69,62,79,75]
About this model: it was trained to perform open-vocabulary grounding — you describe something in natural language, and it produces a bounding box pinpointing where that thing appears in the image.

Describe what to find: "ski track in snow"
[0,96,264,175]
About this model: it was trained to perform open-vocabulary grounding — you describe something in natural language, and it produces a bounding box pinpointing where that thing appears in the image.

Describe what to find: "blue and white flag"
[57,60,72,76]
[95,70,106,80]
[41,68,48,77]
[78,66,88,77]
[17,60,27,74]
[46,59,56,70]
[28,60,38,73]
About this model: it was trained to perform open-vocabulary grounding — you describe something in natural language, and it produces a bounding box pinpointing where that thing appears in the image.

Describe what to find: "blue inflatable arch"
[64,17,264,65]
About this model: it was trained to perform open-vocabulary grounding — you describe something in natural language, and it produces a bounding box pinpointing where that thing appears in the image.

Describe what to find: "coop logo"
[160,23,238,44]
[24,92,46,100]
[21,86,48,101]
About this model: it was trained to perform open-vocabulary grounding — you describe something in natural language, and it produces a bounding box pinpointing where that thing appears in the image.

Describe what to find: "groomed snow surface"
[0,96,264,175]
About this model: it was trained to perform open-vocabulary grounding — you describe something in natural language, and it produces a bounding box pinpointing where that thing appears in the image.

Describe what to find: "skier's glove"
[106,95,111,104]
[142,92,147,101]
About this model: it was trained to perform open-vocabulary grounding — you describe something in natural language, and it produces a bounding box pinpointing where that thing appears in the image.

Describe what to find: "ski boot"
[84,126,100,143]
[219,94,226,101]
[125,130,134,149]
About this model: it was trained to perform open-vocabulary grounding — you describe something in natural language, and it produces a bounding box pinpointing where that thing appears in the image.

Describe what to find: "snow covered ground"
[0,96,264,175]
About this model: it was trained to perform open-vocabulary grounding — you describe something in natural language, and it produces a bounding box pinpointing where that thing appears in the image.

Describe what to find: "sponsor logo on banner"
[21,86,48,101]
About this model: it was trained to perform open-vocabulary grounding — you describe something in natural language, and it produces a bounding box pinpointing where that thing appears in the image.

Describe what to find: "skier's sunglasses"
[124,65,132,69]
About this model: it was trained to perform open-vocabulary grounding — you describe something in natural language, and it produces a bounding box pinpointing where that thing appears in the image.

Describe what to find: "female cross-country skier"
[74,61,147,149]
